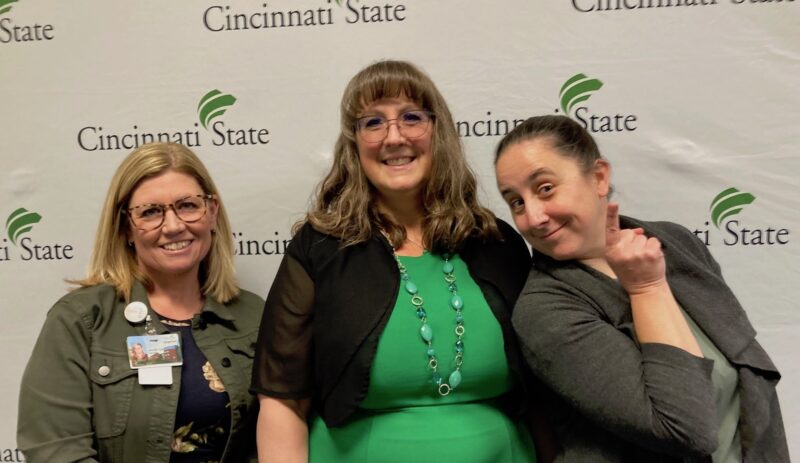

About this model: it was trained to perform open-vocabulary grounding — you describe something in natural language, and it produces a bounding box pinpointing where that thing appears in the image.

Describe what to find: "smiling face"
[126,170,218,285]
[496,137,610,262]
[356,96,433,204]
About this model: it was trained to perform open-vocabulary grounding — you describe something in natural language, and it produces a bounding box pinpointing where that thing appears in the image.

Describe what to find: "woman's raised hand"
[605,203,667,295]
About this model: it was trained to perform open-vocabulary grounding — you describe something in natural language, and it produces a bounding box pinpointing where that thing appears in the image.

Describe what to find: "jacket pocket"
[225,334,256,376]
[89,352,138,438]
[224,335,256,358]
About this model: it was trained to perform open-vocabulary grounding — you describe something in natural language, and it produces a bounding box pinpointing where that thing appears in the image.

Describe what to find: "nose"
[383,119,406,145]
[524,201,549,231]
[161,207,186,234]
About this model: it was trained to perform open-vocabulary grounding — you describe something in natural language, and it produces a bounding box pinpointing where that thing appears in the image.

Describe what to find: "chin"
[536,244,579,262]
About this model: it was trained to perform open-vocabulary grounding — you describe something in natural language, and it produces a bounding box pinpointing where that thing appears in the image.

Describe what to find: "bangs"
[356,78,422,110]
[346,64,432,118]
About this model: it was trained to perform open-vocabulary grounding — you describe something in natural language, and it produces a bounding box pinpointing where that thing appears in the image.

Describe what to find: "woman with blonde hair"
[18,142,263,463]
[252,60,540,462]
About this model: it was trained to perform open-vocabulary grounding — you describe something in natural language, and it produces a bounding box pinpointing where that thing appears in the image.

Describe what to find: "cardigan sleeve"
[251,225,316,399]
[513,273,719,457]
[17,298,100,463]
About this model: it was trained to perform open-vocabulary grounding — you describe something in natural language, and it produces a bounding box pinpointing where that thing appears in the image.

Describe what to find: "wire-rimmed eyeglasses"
[355,110,435,143]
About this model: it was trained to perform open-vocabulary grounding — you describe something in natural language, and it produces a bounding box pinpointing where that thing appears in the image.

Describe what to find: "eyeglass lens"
[357,111,432,142]
[129,195,207,230]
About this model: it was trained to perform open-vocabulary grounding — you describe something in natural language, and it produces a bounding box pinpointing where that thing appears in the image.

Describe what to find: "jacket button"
[98,365,111,377]
[221,357,231,368]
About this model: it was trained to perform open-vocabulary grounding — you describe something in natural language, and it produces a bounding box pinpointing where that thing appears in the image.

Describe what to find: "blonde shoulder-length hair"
[300,60,499,252]
[75,142,239,303]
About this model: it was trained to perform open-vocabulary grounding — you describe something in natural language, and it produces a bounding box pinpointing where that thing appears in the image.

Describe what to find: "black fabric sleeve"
[251,228,316,399]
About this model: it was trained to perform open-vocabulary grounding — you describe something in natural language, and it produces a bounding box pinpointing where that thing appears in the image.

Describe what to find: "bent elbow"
[682,424,719,457]
[647,408,719,457]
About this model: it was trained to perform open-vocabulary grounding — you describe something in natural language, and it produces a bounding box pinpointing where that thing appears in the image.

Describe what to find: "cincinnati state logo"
[692,187,789,246]
[193,87,269,144]
[0,0,18,15]
[559,73,603,116]
[77,88,270,151]
[556,72,637,133]
[1,208,74,261]
[0,0,56,43]
[6,207,40,245]
[202,0,407,32]
[198,89,237,130]
[710,187,756,229]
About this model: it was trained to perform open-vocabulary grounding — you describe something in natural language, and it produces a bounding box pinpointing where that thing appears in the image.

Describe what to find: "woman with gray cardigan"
[493,115,788,462]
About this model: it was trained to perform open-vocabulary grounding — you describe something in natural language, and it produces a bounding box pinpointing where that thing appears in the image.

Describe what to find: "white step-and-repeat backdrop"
[2,0,798,460]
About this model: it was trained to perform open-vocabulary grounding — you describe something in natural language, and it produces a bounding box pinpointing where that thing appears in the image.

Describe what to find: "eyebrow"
[129,194,201,208]
[357,104,423,118]
[499,167,554,197]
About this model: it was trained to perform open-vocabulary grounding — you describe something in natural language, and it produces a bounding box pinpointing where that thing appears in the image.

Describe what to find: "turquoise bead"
[442,261,454,274]
[405,281,418,294]
[455,314,464,324]
[432,372,442,385]
[416,308,427,319]
[450,294,463,310]
[448,370,462,389]
[427,348,436,357]
[420,324,433,342]
[455,340,464,353]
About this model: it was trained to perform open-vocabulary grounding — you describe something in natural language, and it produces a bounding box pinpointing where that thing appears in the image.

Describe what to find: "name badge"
[126,334,183,385]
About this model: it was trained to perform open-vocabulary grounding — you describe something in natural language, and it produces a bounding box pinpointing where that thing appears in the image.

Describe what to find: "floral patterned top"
[162,318,231,463]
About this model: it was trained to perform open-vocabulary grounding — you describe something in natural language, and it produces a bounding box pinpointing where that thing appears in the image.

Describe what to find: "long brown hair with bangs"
[300,60,500,252]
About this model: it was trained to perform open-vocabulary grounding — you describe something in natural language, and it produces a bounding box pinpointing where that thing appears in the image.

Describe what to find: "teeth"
[162,241,190,251]
[384,157,412,166]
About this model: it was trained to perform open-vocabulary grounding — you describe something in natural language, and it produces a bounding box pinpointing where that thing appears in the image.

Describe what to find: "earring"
[127,241,134,247]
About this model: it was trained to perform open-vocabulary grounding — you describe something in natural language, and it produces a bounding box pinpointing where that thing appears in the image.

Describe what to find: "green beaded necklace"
[392,250,465,396]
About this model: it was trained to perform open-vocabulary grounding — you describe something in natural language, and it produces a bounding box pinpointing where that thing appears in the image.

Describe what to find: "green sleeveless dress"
[309,253,536,462]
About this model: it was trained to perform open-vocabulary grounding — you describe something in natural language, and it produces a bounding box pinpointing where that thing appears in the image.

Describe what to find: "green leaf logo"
[560,73,603,115]
[334,0,342,5]
[709,187,755,229]
[0,0,19,15]
[6,208,42,245]
[197,90,237,129]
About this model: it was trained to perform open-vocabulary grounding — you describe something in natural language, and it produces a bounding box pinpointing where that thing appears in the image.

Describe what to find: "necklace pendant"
[448,370,462,389]
[442,261,454,274]
[404,281,418,294]
[420,323,433,342]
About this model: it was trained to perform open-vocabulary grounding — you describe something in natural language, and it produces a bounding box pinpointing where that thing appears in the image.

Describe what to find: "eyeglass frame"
[123,193,215,231]
[354,110,435,143]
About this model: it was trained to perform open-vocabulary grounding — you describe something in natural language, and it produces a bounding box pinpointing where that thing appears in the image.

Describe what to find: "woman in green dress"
[251,60,544,462]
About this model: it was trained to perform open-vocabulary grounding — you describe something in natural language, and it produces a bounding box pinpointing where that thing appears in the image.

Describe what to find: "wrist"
[623,278,670,297]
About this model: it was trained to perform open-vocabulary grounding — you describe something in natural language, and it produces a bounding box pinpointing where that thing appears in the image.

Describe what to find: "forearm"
[516,282,717,455]
[257,396,310,463]
[629,282,702,357]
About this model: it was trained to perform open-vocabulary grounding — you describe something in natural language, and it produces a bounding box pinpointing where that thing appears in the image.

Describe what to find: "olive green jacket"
[17,282,264,463]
